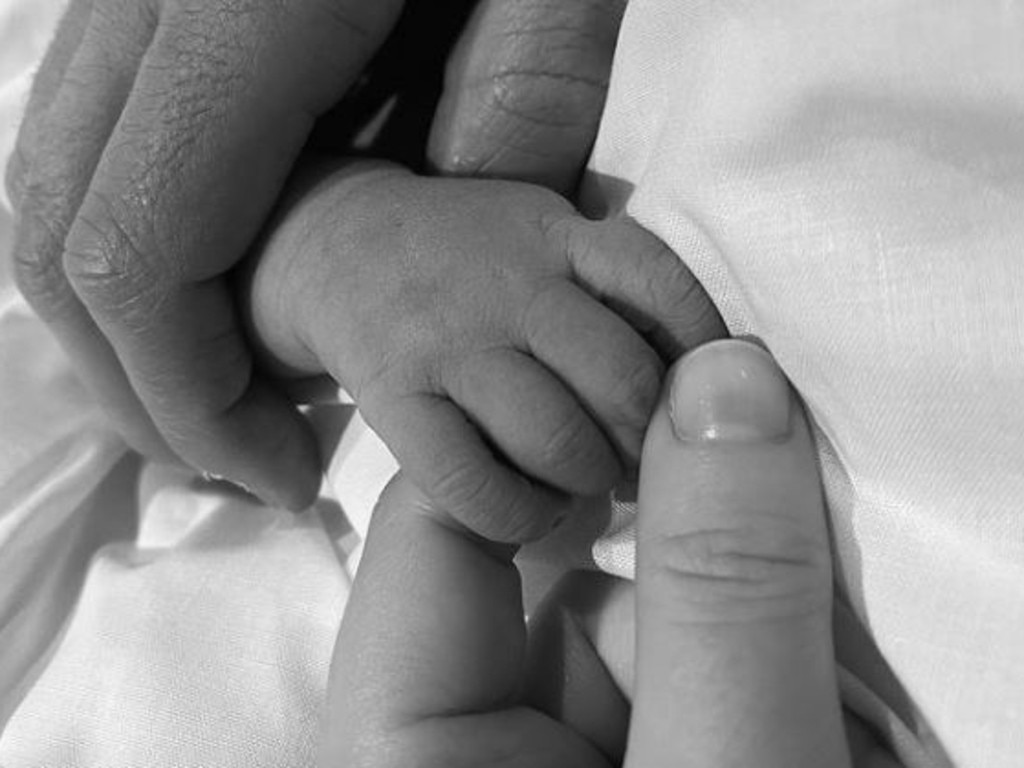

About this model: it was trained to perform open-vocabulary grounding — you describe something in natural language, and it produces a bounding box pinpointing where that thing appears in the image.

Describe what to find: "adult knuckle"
[645,520,830,621]
[10,187,77,317]
[12,216,69,316]
[63,192,162,312]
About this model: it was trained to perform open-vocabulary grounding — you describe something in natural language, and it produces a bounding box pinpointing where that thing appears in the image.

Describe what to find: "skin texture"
[321,341,906,767]
[6,0,405,509]
[5,0,626,512]
[429,0,628,195]
[246,159,724,542]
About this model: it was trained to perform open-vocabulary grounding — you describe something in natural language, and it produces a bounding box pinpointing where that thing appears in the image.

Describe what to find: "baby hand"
[247,160,724,541]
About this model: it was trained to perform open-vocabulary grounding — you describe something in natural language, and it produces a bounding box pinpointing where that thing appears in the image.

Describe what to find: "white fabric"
[0,4,363,758]
[1,0,1023,765]
[587,1,1024,765]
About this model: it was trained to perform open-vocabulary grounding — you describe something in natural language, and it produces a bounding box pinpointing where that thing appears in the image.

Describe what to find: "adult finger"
[6,0,95,208]
[12,0,169,459]
[62,0,404,508]
[563,216,728,361]
[450,347,623,496]
[429,0,626,195]
[360,389,573,543]
[320,474,609,768]
[627,340,850,768]
[522,280,664,466]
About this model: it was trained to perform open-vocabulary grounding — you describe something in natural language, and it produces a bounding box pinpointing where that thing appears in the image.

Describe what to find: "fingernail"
[669,339,791,442]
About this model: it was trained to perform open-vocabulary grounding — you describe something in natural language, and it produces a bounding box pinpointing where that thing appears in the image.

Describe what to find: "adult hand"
[320,339,904,767]
[428,0,627,195]
[5,0,405,508]
[5,0,627,510]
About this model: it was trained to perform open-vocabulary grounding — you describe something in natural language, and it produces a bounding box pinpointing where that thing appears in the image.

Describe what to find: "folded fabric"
[580,1,1024,765]
[0,221,356,763]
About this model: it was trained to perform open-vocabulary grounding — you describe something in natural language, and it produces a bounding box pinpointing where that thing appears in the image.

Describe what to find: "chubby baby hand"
[247,160,724,541]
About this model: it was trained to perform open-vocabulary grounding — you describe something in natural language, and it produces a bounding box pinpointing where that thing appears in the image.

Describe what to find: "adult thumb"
[625,339,850,768]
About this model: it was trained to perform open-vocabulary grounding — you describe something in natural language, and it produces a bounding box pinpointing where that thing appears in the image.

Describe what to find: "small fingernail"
[669,339,791,442]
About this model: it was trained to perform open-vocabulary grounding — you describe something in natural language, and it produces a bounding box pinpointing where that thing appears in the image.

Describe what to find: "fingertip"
[167,379,323,513]
[565,215,728,363]
[253,411,323,512]
[666,339,793,443]
[264,472,321,513]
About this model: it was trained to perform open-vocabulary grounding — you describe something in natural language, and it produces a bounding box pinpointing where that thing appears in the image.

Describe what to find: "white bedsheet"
[588,1,1024,764]
[2,1,1023,765]
[0,4,374,761]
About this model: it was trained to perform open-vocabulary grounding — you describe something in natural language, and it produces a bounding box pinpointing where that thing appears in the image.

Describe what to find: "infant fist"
[248,160,724,541]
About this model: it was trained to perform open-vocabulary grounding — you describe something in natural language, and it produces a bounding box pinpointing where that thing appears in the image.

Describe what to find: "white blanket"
[2,1,1023,765]
[589,1,1024,764]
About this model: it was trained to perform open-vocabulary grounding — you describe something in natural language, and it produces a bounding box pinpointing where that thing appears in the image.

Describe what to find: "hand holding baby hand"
[247,162,724,541]
[7,0,406,509]
[320,341,904,767]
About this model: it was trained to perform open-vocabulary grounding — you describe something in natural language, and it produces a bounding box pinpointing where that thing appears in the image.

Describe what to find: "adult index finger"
[627,340,850,768]
[62,0,403,508]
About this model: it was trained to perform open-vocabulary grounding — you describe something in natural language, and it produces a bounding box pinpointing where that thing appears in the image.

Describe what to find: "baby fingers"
[360,388,578,543]
[449,348,623,495]
[522,279,665,466]
[562,216,727,361]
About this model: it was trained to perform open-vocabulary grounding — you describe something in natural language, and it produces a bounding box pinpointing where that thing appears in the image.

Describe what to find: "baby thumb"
[626,339,850,768]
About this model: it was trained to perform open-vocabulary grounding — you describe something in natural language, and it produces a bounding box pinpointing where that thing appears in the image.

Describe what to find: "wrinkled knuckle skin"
[428,460,540,543]
[13,228,65,318]
[483,71,593,132]
[645,522,830,622]
[62,192,161,315]
[11,190,76,319]
[429,459,501,526]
